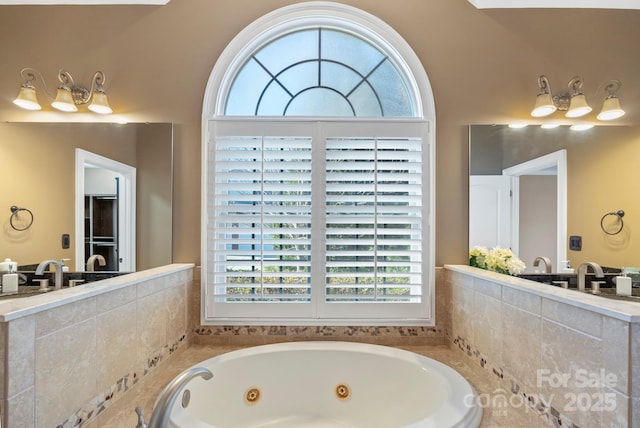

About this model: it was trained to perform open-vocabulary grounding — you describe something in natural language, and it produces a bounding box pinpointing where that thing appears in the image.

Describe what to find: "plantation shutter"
[325,137,423,297]
[208,121,314,319]
[319,122,428,320]
[205,120,430,322]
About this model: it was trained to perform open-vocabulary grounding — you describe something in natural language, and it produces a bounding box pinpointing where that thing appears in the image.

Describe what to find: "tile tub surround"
[444,265,640,428]
[0,263,195,428]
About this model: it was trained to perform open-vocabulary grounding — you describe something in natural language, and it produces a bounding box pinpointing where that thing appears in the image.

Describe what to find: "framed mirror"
[469,124,640,272]
[1,122,173,272]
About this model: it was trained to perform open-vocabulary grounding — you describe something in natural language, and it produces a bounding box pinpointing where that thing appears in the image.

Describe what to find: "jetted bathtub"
[162,341,482,428]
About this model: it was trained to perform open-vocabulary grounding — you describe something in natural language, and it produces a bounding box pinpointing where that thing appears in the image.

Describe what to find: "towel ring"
[9,205,34,231]
[600,209,624,236]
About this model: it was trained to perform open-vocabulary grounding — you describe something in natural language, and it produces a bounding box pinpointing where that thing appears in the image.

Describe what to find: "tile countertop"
[446,265,640,323]
[0,263,195,322]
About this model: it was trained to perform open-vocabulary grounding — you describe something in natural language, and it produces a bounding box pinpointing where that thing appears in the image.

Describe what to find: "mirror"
[1,122,173,271]
[469,124,640,272]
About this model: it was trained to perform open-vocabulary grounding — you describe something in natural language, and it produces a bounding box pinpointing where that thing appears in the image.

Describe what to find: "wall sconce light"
[531,75,624,121]
[13,68,112,114]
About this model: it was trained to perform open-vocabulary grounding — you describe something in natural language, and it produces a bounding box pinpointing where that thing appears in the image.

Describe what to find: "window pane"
[226,60,273,116]
[369,61,414,117]
[255,29,318,73]
[320,61,363,97]
[348,84,382,117]
[278,61,318,95]
[287,88,354,116]
[321,29,385,76]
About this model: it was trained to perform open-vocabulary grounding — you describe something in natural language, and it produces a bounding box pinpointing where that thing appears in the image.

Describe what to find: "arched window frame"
[202,1,436,326]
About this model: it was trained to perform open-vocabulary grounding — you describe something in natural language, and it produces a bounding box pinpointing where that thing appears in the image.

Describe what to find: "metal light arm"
[19,67,56,99]
[57,69,107,105]
[551,75,584,111]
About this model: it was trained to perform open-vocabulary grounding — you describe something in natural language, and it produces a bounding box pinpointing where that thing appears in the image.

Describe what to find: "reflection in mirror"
[1,122,173,272]
[469,124,640,272]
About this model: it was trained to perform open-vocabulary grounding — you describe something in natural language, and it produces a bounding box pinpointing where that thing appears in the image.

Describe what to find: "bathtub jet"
[145,341,482,428]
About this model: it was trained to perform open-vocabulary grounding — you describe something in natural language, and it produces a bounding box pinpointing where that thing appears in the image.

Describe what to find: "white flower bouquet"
[469,246,526,276]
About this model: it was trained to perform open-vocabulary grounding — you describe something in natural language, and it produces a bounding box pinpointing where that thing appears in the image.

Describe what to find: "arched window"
[202,2,435,325]
[224,28,415,117]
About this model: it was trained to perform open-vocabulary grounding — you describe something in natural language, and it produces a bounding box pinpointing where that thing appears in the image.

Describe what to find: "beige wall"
[520,175,557,271]
[567,129,640,268]
[136,123,173,270]
[0,123,137,266]
[0,1,638,267]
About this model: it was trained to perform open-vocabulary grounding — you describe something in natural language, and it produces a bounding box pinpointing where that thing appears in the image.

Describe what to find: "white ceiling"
[468,0,640,9]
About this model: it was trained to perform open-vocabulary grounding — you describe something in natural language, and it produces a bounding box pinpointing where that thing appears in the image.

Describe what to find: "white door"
[469,175,512,250]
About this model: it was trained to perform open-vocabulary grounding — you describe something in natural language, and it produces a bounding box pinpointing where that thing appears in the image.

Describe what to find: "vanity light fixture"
[596,81,625,120]
[13,68,112,114]
[531,75,624,121]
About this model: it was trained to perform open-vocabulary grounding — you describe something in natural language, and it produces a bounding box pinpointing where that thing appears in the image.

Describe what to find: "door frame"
[502,149,567,272]
[75,149,136,272]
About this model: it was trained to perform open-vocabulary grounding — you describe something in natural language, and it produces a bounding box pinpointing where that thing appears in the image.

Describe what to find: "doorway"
[75,149,136,272]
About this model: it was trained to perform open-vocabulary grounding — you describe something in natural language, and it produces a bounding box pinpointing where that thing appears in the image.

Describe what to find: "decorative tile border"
[56,334,187,428]
[193,325,445,346]
[448,330,582,428]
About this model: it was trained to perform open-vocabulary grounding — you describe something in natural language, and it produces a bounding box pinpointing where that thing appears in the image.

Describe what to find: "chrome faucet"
[146,366,213,428]
[35,259,64,290]
[577,261,604,292]
[533,256,552,273]
[86,254,106,272]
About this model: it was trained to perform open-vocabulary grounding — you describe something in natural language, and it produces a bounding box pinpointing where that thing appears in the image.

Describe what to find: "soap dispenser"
[61,258,71,272]
[616,268,632,297]
[1,258,19,294]
[561,260,575,274]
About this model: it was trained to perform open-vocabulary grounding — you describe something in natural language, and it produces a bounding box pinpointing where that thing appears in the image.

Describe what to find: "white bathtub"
[165,341,482,428]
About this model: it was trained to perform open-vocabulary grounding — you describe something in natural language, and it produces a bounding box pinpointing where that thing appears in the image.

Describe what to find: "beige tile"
[96,285,136,314]
[631,322,640,398]
[502,287,541,315]
[501,303,541,390]
[35,318,97,428]
[137,290,168,369]
[540,319,603,428]
[137,276,168,299]
[632,397,640,428]
[472,291,502,365]
[187,268,201,338]
[474,277,502,300]
[601,388,631,428]
[603,316,630,396]
[35,297,96,337]
[6,315,35,398]
[166,280,187,343]
[450,277,474,345]
[96,301,138,391]
[0,322,4,401]
[5,386,34,428]
[541,298,603,337]
[447,268,474,290]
